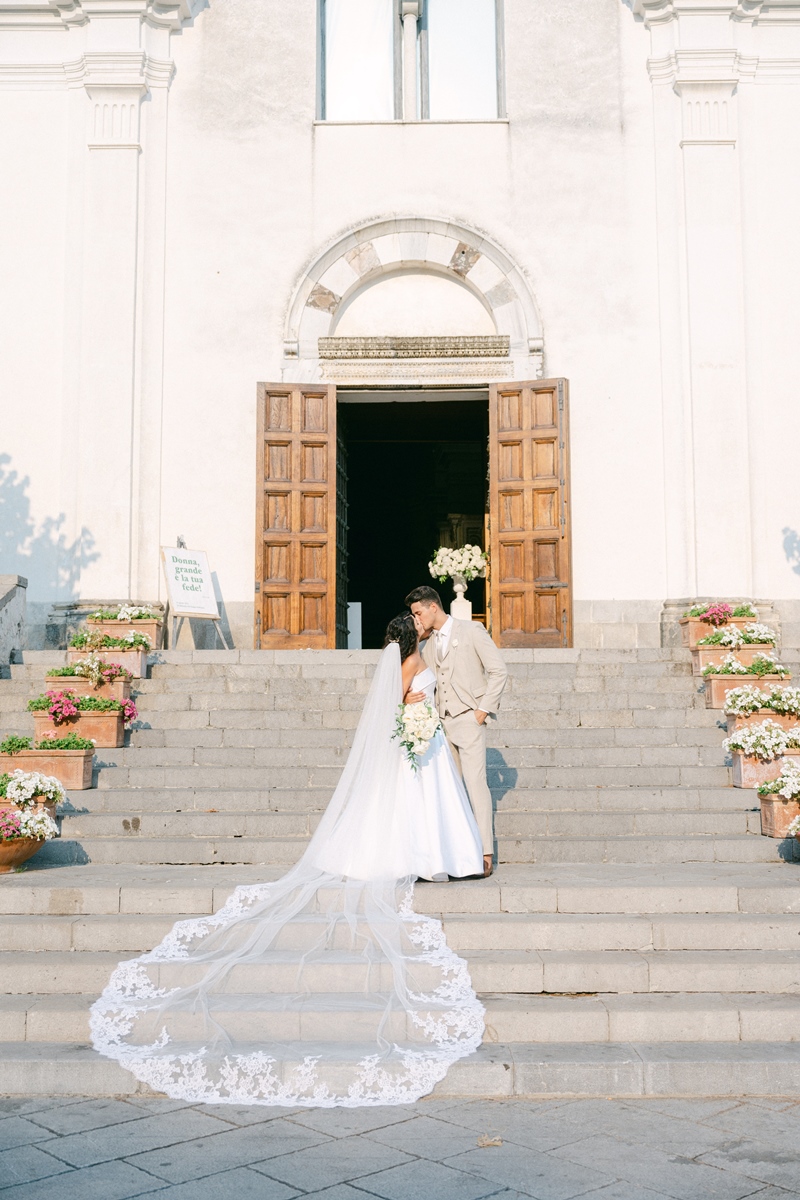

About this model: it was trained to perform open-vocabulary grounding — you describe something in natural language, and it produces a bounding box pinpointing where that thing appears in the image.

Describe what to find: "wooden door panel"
[489,379,572,648]
[256,384,337,648]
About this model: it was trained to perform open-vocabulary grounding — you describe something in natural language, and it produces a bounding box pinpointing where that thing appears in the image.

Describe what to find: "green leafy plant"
[45,666,79,677]
[0,773,10,797]
[0,736,32,755]
[35,734,95,750]
[733,604,759,618]
[70,630,151,651]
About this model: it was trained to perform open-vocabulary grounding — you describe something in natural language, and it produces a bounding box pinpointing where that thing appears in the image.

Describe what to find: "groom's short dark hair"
[405,586,442,609]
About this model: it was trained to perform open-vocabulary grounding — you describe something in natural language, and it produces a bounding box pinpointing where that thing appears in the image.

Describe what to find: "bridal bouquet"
[392,701,442,771]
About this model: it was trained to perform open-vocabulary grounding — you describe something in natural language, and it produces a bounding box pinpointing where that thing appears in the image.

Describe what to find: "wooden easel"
[166,603,230,650]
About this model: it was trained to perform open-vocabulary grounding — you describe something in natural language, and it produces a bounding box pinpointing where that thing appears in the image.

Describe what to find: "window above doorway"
[318,0,505,123]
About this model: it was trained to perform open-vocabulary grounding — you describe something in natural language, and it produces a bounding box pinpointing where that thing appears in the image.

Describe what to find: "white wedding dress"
[90,645,485,1107]
[406,667,483,882]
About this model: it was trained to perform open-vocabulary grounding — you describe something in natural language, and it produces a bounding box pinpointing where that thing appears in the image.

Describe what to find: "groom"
[405,585,508,878]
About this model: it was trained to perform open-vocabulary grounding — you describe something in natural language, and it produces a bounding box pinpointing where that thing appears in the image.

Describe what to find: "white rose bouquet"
[392,701,442,771]
[429,544,487,584]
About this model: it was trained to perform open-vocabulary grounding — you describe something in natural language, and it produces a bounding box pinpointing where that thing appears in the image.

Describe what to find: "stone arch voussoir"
[283,217,544,383]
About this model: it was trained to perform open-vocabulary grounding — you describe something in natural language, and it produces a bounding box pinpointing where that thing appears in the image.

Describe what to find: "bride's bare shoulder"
[401,650,424,692]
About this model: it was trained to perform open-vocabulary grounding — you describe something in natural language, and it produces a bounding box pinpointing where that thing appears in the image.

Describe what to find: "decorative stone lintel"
[318,336,511,360]
[320,358,515,383]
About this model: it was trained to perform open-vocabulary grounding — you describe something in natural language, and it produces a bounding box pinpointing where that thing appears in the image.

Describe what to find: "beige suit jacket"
[422,619,508,719]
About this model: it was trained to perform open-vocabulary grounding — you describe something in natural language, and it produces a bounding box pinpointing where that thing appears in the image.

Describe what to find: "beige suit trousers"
[443,709,493,855]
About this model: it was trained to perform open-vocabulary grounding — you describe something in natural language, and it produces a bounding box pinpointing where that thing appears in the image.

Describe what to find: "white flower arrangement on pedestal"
[392,701,442,771]
[429,545,487,584]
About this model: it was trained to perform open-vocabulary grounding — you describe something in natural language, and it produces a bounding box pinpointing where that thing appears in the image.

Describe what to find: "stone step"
[27,737,732,768]
[53,808,759,841]
[1,1040,799,1098]
[83,764,733,790]
[47,726,733,758]
[70,785,750,815]
[4,863,798,916]
[34,831,788,867]
[5,946,800,996]
[4,910,799,954]
[3,991,799,1045]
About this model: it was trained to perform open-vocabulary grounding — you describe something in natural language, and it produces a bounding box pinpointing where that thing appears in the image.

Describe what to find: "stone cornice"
[0,0,204,29]
[647,46,800,82]
[634,0,800,22]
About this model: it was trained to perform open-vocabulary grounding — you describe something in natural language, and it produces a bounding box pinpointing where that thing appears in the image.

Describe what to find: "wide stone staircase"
[1,647,799,1098]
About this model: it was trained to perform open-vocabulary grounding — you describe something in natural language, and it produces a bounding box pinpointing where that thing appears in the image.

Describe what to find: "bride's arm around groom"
[406,586,508,875]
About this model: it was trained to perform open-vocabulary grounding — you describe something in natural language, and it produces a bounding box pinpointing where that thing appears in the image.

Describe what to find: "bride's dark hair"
[383,611,418,662]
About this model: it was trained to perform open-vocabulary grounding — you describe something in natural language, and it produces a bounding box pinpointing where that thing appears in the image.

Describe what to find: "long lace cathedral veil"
[90,643,485,1106]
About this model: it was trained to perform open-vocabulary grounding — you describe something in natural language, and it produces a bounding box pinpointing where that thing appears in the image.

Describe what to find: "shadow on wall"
[782,528,800,576]
[0,453,98,603]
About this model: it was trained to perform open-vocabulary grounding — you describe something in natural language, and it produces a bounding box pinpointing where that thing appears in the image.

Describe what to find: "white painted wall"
[0,0,799,648]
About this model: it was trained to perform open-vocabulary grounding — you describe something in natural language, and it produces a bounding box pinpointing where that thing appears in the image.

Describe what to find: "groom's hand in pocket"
[474,710,488,725]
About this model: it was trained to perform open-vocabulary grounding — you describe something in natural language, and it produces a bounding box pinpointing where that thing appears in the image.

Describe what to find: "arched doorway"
[256,219,571,649]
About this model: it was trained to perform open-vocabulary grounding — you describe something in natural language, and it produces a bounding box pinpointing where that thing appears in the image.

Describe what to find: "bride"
[90,612,486,1107]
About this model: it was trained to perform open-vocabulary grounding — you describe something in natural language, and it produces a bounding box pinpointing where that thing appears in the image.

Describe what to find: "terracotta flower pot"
[731,749,800,789]
[692,645,777,676]
[704,674,791,709]
[760,795,800,839]
[0,838,46,873]
[32,711,123,749]
[680,616,753,649]
[726,712,800,734]
[0,749,93,790]
[86,619,162,649]
[44,676,130,700]
[67,648,148,678]
[0,798,57,823]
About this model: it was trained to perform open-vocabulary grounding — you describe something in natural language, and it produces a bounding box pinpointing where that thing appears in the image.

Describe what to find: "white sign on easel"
[160,547,229,648]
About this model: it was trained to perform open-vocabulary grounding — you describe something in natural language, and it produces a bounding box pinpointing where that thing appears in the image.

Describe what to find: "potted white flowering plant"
[68,629,150,678]
[45,652,133,700]
[0,769,62,872]
[722,719,800,788]
[680,602,758,649]
[760,761,800,838]
[702,653,791,709]
[87,604,164,649]
[724,685,800,733]
[691,623,778,675]
[429,545,487,619]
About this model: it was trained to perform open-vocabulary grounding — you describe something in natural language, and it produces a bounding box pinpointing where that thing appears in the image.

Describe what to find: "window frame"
[317,0,506,123]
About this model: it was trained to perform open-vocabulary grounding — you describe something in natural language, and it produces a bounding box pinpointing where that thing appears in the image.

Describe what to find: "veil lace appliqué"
[90,645,485,1106]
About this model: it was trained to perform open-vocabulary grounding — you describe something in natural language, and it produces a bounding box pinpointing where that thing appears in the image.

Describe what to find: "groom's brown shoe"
[483,854,493,877]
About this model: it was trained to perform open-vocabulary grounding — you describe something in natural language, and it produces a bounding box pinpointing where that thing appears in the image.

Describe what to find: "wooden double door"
[255,379,572,648]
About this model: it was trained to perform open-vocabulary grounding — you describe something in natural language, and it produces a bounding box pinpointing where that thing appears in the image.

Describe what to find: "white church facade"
[2,0,800,651]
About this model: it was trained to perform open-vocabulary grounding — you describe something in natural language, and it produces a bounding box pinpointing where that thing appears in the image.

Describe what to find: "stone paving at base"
[0,1095,798,1200]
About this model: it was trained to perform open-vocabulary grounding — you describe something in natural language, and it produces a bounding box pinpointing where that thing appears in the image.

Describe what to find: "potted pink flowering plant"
[27,690,137,749]
[680,601,758,649]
